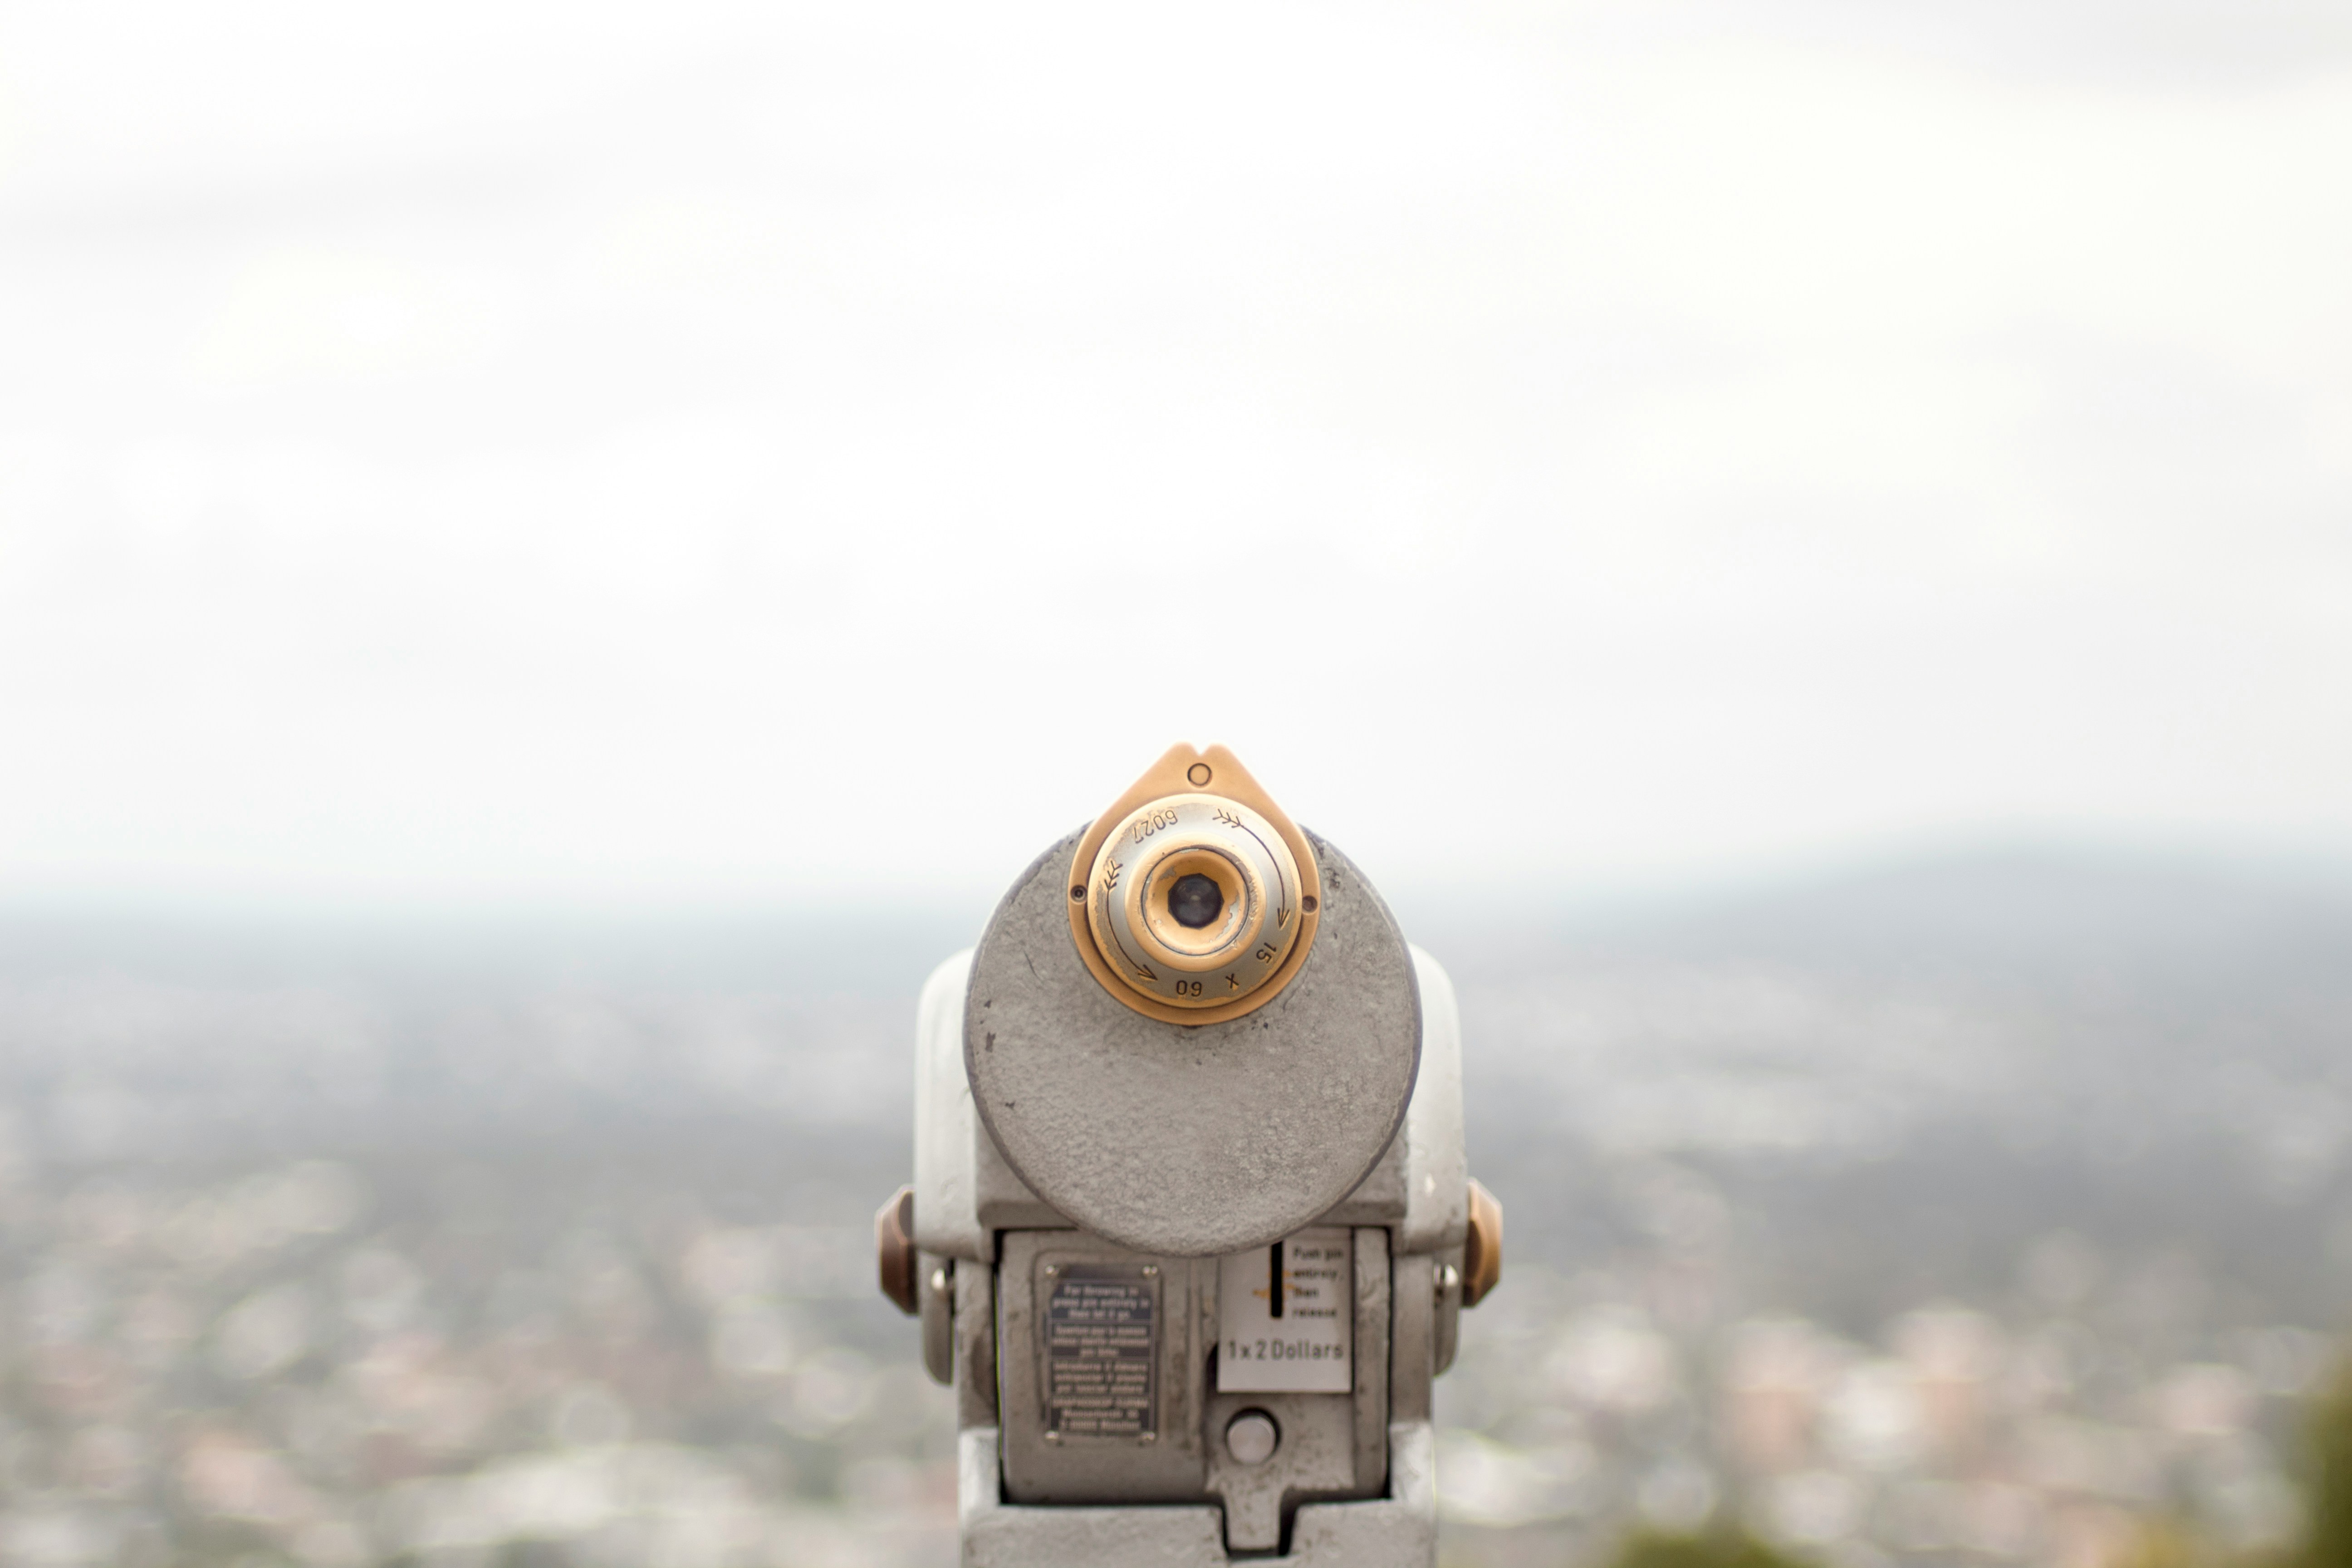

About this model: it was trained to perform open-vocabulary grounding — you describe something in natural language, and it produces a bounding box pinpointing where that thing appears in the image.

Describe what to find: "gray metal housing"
[965,829,1424,1259]
[913,942,1468,1266]
[907,829,1468,1567]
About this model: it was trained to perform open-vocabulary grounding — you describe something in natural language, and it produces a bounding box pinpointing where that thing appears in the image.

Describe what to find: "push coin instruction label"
[1217,1228,1352,1393]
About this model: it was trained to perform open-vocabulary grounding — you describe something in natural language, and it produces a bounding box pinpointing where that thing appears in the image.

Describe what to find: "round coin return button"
[1225,1410,1279,1466]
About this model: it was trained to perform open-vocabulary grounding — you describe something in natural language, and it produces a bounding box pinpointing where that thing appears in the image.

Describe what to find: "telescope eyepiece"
[1066,745,1323,1021]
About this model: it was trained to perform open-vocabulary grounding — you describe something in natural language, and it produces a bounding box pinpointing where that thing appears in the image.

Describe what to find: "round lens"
[1167,873,1225,930]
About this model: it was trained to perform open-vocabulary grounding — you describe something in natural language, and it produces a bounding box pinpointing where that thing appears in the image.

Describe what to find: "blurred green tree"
[2109,1520,2221,1568]
[1600,1529,1817,1568]
[2296,1359,2352,1568]
[2109,1354,2352,1568]
[1592,1348,2352,1568]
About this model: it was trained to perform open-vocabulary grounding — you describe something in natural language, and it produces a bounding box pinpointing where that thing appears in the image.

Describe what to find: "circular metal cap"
[968,824,1419,1257]
[1225,1411,1279,1465]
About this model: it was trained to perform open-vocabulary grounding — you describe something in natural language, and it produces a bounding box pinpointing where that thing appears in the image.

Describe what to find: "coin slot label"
[1217,1228,1351,1393]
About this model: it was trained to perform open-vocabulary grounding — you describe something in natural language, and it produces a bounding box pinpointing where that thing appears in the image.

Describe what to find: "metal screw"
[1141,1265,1158,1277]
[1044,1264,1059,1277]
[1044,1430,1061,1443]
[1140,1431,1157,1444]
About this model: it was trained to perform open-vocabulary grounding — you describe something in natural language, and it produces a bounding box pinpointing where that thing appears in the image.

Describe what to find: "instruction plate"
[1042,1263,1159,1437]
[1216,1227,1352,1393]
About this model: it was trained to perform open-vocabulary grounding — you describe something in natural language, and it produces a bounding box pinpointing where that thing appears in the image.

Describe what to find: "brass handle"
[1463,1177,1503,1307]
[875,1185,918,1316]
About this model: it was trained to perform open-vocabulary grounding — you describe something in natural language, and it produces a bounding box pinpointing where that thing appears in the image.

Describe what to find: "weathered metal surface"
[1198,1229,1391,1552]
[995,1232,1210,1505]
[912,950,1061,1263]
[967,828,1420,1259]
[1396,946,1468,1255]
[908,810,1465,1566]
[920,1253,954,1384]
[953,1258,998,1432]
[1289,1421,1438,1566]
[956,1421,1438,1568]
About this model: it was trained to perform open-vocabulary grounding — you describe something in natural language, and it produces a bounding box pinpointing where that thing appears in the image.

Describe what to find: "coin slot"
[1216,1229,1352,1394]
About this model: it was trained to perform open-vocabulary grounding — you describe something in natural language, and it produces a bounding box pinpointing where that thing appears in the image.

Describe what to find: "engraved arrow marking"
[1099,884,1156,985]
[1107,929,1155,984]
[1235,819,1295,931]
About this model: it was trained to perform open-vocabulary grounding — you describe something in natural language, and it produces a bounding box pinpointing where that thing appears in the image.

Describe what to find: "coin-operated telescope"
[877,745,1500,1567]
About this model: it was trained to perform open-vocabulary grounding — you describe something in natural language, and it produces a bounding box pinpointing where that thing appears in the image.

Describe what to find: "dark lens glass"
[1168,873,1224,930]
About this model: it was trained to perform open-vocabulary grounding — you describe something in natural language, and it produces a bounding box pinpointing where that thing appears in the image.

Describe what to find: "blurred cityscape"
[2,849,2350,1567]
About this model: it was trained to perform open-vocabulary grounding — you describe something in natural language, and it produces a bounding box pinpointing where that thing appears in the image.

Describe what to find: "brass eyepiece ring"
[1065,745,1323,1024]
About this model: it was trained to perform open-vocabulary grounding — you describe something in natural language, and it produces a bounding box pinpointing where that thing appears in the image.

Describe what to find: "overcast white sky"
[1,0,2347,909]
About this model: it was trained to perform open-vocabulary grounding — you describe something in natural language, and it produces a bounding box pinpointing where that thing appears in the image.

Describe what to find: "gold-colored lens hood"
[1064,744,1323,1024]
